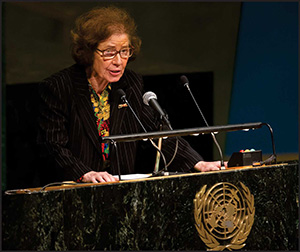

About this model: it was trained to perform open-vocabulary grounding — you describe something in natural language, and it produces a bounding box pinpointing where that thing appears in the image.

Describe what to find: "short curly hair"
[70,6,141,69]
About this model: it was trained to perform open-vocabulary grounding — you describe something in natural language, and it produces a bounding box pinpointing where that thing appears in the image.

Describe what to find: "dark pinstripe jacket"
[37,64,203,182]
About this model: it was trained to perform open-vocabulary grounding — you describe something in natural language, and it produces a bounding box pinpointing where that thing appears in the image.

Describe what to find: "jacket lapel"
[70,65,103,156]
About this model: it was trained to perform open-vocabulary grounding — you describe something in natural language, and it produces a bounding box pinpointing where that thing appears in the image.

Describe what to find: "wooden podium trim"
[5,163,287,195]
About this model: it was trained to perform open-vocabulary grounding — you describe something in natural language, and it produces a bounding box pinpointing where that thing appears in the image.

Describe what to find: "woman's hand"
[194,161,228,172]
[81,171,119,183]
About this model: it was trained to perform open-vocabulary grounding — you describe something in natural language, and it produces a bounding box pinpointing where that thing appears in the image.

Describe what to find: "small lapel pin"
[118,103,128,109]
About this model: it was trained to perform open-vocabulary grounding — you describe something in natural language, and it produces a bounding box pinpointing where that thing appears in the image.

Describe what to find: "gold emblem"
[118,103,128,109]
[194,182,255,251]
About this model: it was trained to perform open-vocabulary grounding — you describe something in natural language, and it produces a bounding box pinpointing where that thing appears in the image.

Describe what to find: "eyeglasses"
[96,47,134,60]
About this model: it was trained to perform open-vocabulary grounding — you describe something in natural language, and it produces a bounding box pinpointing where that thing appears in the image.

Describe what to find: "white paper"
[113,174,151,180]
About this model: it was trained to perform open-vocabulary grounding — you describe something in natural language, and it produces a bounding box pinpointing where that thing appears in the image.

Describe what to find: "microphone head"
[143,91,157,106]
[180,75,189,87]
[116,88,126,97]
[116,89,126,102]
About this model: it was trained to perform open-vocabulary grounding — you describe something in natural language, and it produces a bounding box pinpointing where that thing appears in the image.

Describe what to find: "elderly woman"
[37,6,223,184]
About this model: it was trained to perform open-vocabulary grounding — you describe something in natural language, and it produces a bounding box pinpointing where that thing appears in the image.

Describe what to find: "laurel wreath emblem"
[194,182,255,251]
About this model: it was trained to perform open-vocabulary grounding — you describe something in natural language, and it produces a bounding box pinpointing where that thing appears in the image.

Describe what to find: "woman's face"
[92,33,130,84]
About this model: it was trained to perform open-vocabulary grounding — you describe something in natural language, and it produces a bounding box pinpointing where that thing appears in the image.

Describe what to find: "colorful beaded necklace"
[88,81,111,161]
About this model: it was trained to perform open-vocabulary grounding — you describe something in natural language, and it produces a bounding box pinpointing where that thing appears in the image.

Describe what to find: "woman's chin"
[106,74,123,83]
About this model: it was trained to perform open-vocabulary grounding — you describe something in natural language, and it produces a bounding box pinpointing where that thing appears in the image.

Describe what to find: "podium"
[2,161,298,250]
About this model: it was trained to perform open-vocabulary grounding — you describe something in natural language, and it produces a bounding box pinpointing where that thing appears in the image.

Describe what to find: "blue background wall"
[226,2,298,156]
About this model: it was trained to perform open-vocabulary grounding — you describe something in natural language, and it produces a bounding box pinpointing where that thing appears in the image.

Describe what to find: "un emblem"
[194,182,255,250]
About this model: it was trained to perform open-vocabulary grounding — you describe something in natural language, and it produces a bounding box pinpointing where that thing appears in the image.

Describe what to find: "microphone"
[115,89,168,175]
[142,91,173,130]
[116,89,126,103]
[180,75,189,89]
[180,75,225,170]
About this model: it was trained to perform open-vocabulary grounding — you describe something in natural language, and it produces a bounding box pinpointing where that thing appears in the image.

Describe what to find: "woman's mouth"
[109,70,121,76]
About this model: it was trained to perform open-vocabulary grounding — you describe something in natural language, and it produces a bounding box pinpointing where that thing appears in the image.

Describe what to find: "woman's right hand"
[81,171,119,183]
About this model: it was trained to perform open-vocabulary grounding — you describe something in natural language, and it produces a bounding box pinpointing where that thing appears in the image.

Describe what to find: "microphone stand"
[154,124,163,173]
[152,118,170,177]
[152,113,180,177]
[112,140,121,181]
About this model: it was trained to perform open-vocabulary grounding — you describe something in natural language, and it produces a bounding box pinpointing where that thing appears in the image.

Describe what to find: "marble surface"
[2,161,299,250]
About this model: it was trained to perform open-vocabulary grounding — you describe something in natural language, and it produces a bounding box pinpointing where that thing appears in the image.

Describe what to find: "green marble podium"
[2,161,299,250]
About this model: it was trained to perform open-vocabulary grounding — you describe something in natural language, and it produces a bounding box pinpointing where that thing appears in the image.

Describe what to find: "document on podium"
[113,174,151,180]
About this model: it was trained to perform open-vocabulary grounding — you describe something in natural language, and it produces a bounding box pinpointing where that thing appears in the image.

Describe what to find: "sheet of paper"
[113,174,151,180]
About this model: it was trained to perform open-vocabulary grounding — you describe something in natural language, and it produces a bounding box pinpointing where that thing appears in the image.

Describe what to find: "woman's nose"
[112,53,122,65]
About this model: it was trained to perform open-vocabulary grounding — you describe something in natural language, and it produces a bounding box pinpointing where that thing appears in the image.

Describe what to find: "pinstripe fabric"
[37,64,203,181]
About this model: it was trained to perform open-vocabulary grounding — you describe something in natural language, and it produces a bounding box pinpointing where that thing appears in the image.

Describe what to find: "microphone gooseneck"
[180,75,225,169]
